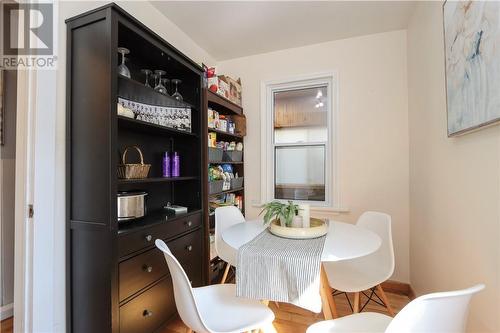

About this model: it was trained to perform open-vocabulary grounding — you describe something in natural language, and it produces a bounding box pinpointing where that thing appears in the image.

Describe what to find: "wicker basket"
[117,146,151,179]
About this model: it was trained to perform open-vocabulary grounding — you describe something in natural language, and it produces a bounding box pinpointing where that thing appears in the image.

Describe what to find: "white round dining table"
[221,219,382,320]
[222,219,382,262]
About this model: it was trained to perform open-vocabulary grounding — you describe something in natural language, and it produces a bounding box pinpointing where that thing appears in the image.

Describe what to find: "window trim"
[260,72,340,208]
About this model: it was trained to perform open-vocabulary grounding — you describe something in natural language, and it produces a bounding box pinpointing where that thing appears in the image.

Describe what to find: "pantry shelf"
[209,161,243,165]
[208,128,244,140]
[204,87,246,285]
[207,90,243,115]
[208,187,244,197]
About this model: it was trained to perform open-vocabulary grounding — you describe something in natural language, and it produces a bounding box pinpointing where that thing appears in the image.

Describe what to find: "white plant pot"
[291,216,303,228]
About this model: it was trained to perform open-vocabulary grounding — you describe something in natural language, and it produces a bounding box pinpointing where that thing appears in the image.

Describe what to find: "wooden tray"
[269,218,328,239]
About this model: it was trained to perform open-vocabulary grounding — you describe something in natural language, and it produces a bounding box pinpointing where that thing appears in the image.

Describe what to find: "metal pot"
[117,191,147,221]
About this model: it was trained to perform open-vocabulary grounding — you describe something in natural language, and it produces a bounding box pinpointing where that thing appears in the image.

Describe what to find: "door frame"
[13,58,62,333]
[13,68,36,333]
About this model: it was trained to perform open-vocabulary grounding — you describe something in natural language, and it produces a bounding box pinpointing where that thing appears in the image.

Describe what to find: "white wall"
[218,30,410,283]
[407,2,500,332]
[38,1,215,331]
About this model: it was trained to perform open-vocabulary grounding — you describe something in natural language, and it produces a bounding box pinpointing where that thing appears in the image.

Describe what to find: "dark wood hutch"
[66,3,208,332]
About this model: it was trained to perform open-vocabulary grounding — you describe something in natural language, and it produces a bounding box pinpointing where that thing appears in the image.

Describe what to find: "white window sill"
[251,202,349,215]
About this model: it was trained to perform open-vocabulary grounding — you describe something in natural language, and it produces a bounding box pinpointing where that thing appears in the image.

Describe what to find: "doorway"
[0,68,17,329]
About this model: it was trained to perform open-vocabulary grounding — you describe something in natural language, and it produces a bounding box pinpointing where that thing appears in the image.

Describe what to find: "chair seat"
[306,313,392,333]
[193,284,275,333]
[324,260,389,292]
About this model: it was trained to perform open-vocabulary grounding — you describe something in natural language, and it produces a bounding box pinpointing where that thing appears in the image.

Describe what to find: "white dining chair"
[323,211,395,315]
[156,239,275,333]
[215,206,245,283]
[306,284,484,333]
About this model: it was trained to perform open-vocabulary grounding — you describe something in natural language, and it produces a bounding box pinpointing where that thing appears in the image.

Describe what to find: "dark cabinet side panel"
[70,18,111,225]
[71,228,114,332]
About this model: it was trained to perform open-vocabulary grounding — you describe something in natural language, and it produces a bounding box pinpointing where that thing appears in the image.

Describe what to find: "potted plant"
[260,201,300,227]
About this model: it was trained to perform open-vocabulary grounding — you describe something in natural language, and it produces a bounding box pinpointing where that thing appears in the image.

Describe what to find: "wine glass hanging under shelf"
[118,96,192,133]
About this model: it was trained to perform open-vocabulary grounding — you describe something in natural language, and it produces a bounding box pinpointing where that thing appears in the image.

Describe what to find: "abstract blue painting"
[444,1,500,136]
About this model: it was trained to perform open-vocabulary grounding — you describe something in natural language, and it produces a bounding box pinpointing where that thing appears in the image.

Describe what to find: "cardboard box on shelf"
[229,114,246,136]
[217,76,230,100]
[219,75,242,106]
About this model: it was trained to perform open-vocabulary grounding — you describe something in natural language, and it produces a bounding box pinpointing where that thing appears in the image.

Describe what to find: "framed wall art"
[444,1,500,136]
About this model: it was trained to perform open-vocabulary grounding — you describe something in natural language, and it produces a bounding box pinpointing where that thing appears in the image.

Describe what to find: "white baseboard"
[1,303,13,321]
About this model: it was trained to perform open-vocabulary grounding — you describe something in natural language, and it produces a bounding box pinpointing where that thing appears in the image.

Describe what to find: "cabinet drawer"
[168,229,203,287]
[119,212,201,258]
[168,228,202,264]
[120,278,176,333]
[119,229,203,301]
[119,247,169,302]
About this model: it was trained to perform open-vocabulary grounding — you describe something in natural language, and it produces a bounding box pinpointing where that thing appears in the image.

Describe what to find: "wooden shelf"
[208,187,244,197]
[207,90,242,115]
[118,116,197,137]
[118,75,196,109]
[208,128,243,139]
[118,176,197,185]
[118,209,202,235]
[208,161,243,165]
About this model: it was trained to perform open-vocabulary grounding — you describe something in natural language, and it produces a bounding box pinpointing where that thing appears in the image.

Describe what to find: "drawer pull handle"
[186,220,192,227]
[143,310,153,317]
[186,245,193,252]
[143,265,153,273]
[145,235,152,242]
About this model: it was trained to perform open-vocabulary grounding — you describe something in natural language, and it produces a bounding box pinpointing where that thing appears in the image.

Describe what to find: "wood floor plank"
[0,291,409,333]
[160,291,410,333]
[0,317,13,333]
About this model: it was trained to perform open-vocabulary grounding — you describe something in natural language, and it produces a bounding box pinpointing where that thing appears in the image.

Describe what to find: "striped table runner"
[236,229,326,313]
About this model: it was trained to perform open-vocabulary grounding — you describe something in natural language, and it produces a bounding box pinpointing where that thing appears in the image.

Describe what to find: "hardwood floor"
[160,290,411,333]
[0,317,13,333]
[0,291,409,333]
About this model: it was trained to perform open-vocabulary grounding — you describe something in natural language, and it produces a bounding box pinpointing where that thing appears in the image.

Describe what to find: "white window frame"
[260,73,340,208]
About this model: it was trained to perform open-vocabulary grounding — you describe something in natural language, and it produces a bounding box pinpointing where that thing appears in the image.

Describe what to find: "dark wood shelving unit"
[66,4,206,333]
[203,89,245,285]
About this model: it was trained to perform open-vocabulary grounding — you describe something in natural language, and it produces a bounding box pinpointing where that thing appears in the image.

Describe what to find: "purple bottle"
[162,152,171,177]
[172,152,180,177]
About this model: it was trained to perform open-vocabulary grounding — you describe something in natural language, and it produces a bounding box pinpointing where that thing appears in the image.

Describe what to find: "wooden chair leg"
[376,284,395,316]
[319,265,338,318]
[319,265,334,319]
[220,262,230,284]
[353,292,360,313]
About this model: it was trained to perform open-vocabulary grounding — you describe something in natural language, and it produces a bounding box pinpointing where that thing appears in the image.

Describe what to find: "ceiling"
[152,1,417,61]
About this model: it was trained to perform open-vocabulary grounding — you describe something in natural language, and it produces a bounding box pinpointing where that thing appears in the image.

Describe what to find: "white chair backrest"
[214,206,245,256]
[385,284,485,333]
[357,211,394,279]
[155,239,208,333]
